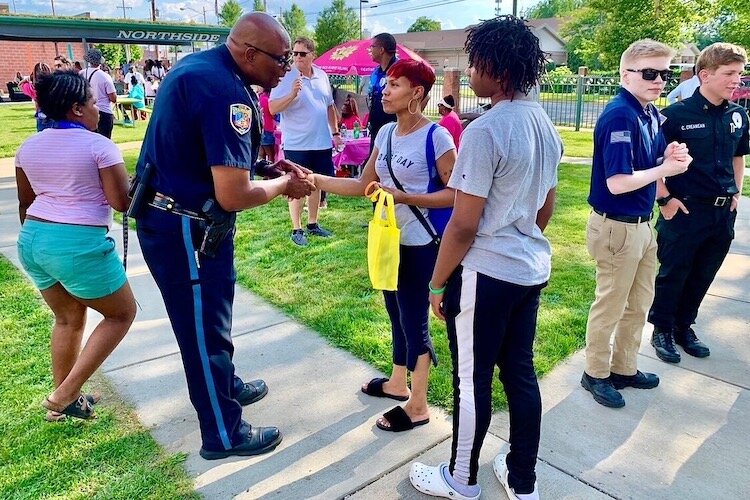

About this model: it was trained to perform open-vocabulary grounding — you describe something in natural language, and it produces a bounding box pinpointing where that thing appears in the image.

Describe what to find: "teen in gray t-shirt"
[409,16,562,500]
[449,95,561,286]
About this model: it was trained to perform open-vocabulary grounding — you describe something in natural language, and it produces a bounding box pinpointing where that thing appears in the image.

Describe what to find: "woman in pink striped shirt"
[15,70,136,421]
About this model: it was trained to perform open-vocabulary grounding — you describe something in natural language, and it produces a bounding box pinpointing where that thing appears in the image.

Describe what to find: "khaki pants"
[585,211,657,378]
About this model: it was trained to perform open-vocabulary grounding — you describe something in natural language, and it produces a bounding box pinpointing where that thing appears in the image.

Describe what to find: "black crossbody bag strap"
[385,124,440,244]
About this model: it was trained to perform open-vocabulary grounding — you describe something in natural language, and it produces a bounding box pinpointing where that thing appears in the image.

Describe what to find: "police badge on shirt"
[230,103,252,135]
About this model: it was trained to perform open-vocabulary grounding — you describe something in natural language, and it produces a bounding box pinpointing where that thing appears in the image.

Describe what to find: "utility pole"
[51,0,59,56]
[215,0,219,24]
[359,0,369,40]
[116,0,132,18]
[151,0,159,62]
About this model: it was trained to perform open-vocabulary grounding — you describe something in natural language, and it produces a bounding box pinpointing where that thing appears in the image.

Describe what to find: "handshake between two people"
[257,159,317,199]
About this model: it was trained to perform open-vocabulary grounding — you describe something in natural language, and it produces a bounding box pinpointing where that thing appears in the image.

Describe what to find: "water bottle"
[353,120,361,139]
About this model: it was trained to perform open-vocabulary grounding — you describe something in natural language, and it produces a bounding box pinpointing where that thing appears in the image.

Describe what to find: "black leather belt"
[593,208,652,224]
[680,195,733,207]
[148,192,205,220]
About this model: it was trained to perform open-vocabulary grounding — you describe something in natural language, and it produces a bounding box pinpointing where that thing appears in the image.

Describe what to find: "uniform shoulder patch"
[230,103,252,135]
[610,130,631,144]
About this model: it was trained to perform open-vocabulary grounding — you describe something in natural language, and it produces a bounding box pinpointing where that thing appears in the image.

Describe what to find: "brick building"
[1,40,86,85]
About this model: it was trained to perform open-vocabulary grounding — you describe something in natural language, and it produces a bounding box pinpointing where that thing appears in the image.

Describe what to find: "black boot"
[651,327,681,363]
[581,372,625,408]
[674,327,710,358]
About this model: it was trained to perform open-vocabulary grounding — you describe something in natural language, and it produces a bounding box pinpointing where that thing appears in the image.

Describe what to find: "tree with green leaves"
[561,0,712,70]
[314,0,359,55]
[218,0,243,28]
[97,44,142,71]
[717,0,750,50]
[523,0,585,19]
[253,0,266,12]
[281,3,312,42]
[407,16,441,32]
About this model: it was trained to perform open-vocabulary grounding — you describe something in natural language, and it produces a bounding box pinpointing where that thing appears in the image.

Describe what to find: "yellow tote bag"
[367,188,400,291]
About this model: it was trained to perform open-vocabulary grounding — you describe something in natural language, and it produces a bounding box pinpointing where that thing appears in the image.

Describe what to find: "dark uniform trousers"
[648,199,737,330]
[137,206,248,452]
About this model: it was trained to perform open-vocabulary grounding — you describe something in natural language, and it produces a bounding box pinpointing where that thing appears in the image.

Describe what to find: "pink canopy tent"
[314,39,428,76]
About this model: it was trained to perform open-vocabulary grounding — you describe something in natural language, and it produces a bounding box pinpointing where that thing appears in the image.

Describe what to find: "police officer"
[649,43,749,363]
[133,13,314,460]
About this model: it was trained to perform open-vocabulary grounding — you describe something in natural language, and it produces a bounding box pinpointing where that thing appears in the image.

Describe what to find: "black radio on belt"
[126,162,155,219]
[199,198,236,257]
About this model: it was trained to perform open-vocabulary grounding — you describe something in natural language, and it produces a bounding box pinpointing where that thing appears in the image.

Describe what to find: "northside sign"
[117,29,221,43]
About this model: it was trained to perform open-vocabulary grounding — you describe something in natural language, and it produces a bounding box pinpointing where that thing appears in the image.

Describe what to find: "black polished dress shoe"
[674,327,710,358]
[199,426,282,460]
[610,370,660,390]
[651,327,681,363]
[581,372,625,408]
[235,379,269,406]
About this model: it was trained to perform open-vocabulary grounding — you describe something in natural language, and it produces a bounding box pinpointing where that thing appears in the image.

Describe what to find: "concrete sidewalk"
[0,158,748,499]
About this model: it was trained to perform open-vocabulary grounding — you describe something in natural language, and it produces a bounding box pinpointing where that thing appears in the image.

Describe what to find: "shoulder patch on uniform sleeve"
[659,112,667,125]
[732,111,742,130]
[610,130,631,144]
[230,103,252,135]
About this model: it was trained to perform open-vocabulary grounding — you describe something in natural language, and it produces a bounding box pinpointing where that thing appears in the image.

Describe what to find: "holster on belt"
[127,162,155,219]
[200,198,236,258]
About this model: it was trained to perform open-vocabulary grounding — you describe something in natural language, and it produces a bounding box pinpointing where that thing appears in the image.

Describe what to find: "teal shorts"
[17,219,127,300]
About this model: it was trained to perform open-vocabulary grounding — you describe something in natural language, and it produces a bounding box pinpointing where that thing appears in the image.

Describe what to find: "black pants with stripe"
[137,206,249,452]
[445,267,545,493]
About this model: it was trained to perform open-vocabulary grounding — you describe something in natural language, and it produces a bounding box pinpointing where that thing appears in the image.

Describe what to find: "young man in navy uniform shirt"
[134,13,314,460]
[583,40,691,408]
[649,43,749,363]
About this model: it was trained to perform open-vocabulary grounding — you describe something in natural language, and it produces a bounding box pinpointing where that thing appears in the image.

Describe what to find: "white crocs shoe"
[493,454,539,500]
[409,462,481,500]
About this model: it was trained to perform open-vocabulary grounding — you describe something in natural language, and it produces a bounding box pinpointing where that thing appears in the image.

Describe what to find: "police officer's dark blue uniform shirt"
[137,44,261,212]
[589,88,667,216]
[660,90,750,197]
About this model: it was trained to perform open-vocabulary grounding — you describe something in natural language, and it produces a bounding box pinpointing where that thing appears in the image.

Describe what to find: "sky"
[8,0,539,34]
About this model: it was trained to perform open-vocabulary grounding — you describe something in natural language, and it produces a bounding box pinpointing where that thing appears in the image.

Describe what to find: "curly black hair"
[34,70,90,121]
[464,15,547,96]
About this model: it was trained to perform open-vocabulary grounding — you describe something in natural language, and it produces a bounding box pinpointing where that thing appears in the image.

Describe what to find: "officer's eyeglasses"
[244,43,293,68]
[626,68,672,81]
[292,51,309,58]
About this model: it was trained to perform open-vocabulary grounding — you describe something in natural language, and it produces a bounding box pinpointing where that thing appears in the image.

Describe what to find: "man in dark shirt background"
[367,33,398,149]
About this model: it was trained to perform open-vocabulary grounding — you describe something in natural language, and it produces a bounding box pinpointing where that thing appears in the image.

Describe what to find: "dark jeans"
[96,111,114,139]
[444,267,545,493]
[648,201,736,330]
[382,243,438,371]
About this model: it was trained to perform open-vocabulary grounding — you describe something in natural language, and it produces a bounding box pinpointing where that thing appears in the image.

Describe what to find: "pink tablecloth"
[333,138,371,168]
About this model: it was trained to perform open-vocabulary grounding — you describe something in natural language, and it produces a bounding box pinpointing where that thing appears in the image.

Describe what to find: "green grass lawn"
[558,128,594,158]
[231,163,594,411]
[0,257,197,498]
[0,103,148,158]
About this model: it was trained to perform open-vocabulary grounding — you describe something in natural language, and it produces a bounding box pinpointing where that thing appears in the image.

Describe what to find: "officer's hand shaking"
[283,170,315,200]
[272,158,313,179]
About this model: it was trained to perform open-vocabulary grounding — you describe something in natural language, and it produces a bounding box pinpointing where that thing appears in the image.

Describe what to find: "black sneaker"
[290,229,308,246]
[307,223,332,237]
[610,370,660,390]
[199,426,282,460]
[235,379,268,406]
[581,372,625,408]
[674,327,710,358]
[651,327,681,363]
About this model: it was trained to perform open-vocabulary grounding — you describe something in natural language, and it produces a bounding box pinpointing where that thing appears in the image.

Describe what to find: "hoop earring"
[408,98,419,115]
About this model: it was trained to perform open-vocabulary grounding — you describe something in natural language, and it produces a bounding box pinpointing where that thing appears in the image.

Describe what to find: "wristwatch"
[656,194,673,206]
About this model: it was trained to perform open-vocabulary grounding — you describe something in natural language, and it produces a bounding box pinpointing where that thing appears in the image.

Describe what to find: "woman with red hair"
[312,59,456,432]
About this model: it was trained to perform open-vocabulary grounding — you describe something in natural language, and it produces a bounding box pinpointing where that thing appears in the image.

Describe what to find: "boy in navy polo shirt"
[583,39,692,409]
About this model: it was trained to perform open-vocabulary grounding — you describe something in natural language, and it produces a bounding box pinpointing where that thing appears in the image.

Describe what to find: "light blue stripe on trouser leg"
[182,217,232,450]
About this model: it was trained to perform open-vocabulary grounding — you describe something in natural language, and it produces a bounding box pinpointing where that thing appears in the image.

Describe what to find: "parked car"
[731,76,750,109]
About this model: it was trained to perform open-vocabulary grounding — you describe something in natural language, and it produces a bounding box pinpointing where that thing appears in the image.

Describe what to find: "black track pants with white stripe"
[445,266,545,492]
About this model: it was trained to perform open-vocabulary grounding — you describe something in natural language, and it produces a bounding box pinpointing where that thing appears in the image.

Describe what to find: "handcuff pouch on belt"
[199,198,236,258]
